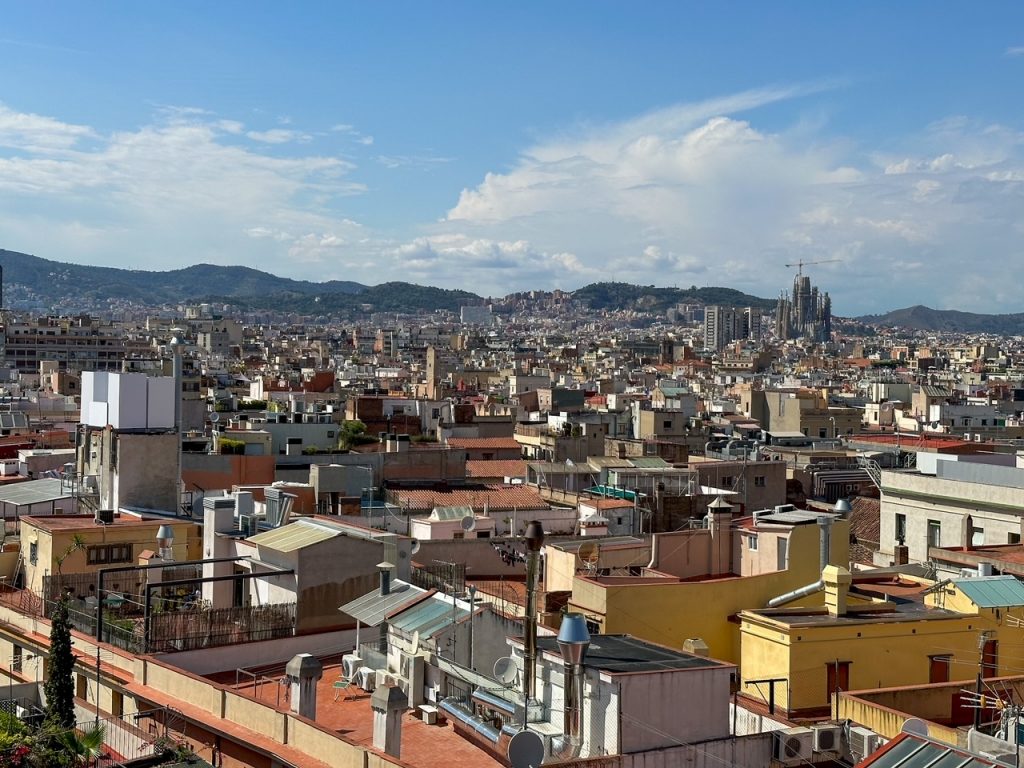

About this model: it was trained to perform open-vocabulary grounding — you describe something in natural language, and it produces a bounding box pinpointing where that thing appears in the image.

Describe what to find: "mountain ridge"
[3,249,1018,331]
[856,304,1024,334]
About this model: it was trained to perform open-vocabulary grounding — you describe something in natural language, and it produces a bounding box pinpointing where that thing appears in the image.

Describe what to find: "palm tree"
[46,725,105,767]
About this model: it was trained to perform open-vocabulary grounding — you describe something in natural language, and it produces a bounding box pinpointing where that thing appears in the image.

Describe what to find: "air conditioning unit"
[95,509,114,524]
[812,724,841,752]
[849,726,882,760]
[774,727,813,764]
[399,652,425,706]
[238,514,257,536]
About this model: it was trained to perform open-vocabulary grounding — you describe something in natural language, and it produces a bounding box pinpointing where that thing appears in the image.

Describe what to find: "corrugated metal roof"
[587,457,634,469]
[390,594,469,639]
[248,519,340,551]
[0,478,71,507]
[338,580,427,626]
[953,575,1024,608]
[628,457,670,469]
[862,732,997,767]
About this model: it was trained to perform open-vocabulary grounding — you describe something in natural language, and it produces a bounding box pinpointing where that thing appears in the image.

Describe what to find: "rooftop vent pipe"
[522,520,544,724]
[550,613,590,760]
[767,515,834,608]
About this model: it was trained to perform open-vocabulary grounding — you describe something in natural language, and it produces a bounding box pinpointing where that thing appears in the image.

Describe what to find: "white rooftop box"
[81,372,176,430]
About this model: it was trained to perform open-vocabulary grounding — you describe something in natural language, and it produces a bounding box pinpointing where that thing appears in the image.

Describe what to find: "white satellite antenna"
[507,729,545,768]
[209,412,220,424]
[493,657,517,686]
[409,538,421,555]
[578,541,600,574]
[461,516,477,533]
[410,630,421,656]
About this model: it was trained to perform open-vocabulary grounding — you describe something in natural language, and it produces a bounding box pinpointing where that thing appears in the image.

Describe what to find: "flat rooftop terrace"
[207,658,503,768]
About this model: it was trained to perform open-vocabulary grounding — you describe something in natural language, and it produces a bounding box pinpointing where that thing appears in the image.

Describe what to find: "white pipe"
[767,579,824,608]
[646,533,660,569]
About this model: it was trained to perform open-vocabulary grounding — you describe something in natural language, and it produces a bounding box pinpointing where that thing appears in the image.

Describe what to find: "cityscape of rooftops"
[0,4,1022,768]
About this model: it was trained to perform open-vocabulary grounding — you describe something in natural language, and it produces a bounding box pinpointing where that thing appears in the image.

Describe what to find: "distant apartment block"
[703,305,760,351]
[3,316,151,373]
[459,304,492,325]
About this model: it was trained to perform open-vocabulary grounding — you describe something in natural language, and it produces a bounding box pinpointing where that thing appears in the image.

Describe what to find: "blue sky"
[0,3,1022,313]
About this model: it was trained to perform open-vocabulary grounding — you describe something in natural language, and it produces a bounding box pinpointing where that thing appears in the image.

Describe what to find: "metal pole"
[94,642,100,729]
[468,585,476,671]
[171,334,183,514]
[523,521,544,728]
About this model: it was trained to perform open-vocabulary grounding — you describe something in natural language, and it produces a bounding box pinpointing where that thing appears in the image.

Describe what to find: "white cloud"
[246,128,312,144]
[1006,46,1024,57]
[2,89,1024,313]
[331,123,374,146]
[0,103,366,279]
[442,88,1024,312]
[0,102,94,152]
[376,153,452,170]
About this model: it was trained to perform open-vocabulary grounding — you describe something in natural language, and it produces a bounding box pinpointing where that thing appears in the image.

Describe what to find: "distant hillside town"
[1,250,1024,766]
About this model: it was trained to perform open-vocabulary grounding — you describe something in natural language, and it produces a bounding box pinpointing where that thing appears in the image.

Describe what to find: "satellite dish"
[461,516,477,532]
[409,538,421,555]
[410,630,421,655]
[901,718,929,737]
[493,657,517,686]
[578,541,600,570]
[209,412,220,423]
[507,729,545,768]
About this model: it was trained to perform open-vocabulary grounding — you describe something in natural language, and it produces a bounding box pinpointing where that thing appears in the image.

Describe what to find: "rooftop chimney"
[372,684,408,758]
[707,495,733,574]
[823,565,851,617]
[285,653,323,720]
[378,561,394,596]
[552,613,590,760]
[155,524,175,562]
[523,521,544,720]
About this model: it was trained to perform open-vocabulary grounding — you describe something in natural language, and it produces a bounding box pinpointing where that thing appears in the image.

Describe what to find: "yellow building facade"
[21,514,200,595]
[738,574,1024,717]
[567,516,850,663]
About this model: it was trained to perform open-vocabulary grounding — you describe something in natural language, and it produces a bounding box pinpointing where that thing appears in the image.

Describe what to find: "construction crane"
[784,258,841,278]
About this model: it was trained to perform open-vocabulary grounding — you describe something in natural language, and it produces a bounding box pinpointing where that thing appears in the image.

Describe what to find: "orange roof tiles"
[446,437,521,450]
[465,460,527,479]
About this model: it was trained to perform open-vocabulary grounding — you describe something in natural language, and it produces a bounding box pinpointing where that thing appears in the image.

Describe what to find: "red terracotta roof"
[446,437,520,450]
[849,496,881,566]
[465,460,527,479]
